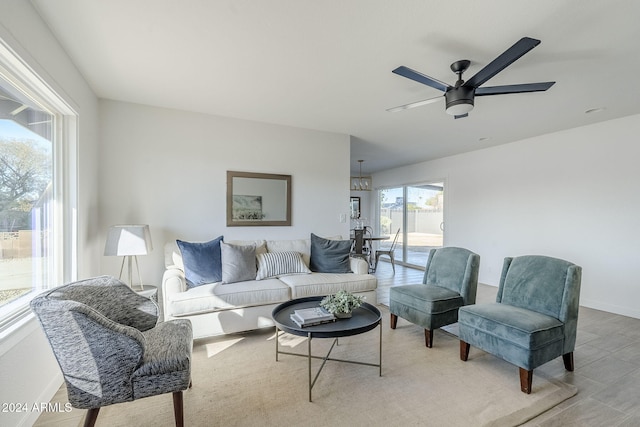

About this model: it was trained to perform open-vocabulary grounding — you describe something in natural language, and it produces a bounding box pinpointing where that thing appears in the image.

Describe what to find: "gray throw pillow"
[221,242,257,284]
[309,233,352,273]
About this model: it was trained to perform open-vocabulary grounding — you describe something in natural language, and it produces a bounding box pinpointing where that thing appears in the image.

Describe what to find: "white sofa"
[161,237,377,339]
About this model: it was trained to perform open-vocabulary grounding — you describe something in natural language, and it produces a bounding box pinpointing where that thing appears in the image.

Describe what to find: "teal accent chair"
[458,255,582,394]
[389,247,480,348]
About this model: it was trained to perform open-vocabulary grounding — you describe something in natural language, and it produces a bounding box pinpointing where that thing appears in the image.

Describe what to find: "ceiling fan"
[388,37,555,118]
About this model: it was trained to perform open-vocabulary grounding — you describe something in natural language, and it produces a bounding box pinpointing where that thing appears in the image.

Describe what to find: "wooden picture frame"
[227,171,292,226]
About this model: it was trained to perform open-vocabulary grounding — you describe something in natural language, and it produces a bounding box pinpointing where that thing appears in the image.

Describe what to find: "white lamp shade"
[104,224,153,256]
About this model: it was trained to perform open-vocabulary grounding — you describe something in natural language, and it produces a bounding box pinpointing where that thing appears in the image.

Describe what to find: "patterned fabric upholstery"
[31,276,192,410]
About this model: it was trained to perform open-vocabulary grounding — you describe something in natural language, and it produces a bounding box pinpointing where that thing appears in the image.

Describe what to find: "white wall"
[0,1,100,426]
[374,114,640,318]
[98,100,351,286]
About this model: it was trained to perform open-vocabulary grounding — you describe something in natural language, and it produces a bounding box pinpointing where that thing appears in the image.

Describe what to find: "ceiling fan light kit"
[445,86,474,116]
[390,37,555,118]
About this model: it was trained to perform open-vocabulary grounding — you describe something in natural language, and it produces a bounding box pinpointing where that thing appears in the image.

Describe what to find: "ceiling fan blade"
[454,113,468,119]
[386,96,442,113]
[463,37,541,89]
[475,81,555,96]
[392,66,451,92]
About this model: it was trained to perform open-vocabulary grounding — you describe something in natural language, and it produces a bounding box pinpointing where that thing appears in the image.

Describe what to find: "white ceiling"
[32,0,640,174]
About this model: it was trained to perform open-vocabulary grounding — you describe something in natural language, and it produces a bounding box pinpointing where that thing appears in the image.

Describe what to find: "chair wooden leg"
[390,313,398,329]
[519,368,533,394]
[173,391,184,427]
[460,340,470,361]
[425,329,433,348]
[83,408,100,427]
[563,352,574,371]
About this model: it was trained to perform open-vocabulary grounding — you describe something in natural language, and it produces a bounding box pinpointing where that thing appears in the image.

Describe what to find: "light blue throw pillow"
[176,236,224,288]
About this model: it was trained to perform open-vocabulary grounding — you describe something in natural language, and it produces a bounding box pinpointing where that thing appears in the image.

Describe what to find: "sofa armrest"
[162,267,187,321]
[350,257,370,275]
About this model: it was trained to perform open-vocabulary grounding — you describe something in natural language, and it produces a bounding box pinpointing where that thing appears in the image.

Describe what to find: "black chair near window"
[351,228,371,265]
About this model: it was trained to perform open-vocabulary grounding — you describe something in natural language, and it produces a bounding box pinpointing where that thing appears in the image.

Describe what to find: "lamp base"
[118,255,145,290]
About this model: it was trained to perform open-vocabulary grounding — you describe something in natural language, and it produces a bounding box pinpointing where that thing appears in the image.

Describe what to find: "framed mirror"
[350,196,361,219]
[227,171,292,226]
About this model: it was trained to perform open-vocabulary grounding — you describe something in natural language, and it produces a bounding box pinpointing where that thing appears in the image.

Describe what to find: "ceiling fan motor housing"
[445,86,475,115]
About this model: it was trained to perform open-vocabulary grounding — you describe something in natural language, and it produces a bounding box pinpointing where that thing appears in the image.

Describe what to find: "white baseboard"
[17,371,64,427]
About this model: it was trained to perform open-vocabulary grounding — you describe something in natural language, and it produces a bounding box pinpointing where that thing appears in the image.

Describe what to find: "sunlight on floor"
[274,330,306,348]
[205,337,244,358]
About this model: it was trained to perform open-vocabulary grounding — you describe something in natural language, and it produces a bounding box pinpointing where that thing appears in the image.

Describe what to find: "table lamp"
[104,224,153,289]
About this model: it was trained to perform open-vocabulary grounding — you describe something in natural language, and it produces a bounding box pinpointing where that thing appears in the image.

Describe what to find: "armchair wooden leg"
[563,352,574,371]
[83,408,100,427]
[519,368,533,394]
[425,329,433,348]
[390,313,398,329]
[173,391,184,427]
[460,340,470,361]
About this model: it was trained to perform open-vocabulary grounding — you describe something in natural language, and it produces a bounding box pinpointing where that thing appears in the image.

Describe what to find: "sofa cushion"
[176,236,223,287]
[390,284,463,315]
[221,242,257,284]
[279,272,377,299]
[168,278,291,317]
[256,251,311,280]
[309,233,352,273]
[226,240,267,256]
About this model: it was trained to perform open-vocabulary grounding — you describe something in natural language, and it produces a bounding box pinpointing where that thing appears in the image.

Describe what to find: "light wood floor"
[373,260,640,426]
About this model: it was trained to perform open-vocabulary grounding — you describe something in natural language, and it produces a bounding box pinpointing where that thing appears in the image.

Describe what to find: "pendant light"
[351,160,372,191]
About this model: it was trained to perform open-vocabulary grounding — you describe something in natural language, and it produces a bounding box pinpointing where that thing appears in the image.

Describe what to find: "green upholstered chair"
[458,255,582,394]
[389,247,480,348]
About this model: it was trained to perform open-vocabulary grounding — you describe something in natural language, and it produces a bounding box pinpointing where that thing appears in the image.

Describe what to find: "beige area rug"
[50,306,576,427]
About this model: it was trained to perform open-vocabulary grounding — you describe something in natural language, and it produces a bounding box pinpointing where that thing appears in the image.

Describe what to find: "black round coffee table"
[272,296,382,401]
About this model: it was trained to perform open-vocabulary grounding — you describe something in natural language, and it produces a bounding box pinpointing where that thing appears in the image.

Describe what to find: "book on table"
[290,307,335,327]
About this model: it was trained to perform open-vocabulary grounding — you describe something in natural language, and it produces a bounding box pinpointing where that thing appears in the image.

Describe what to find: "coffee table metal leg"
[275,326,279,361]
[308,332,312,402]
[379,320,382,376]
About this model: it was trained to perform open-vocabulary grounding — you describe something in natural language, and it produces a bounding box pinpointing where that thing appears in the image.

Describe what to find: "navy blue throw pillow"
[309,233,352,273]
[176,236,224,287]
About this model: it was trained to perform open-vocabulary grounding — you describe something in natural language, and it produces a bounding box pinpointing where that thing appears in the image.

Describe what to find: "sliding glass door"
[378,182,444,269]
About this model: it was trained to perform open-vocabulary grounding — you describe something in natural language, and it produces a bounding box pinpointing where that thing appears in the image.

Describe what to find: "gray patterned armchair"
[31,276,193,427]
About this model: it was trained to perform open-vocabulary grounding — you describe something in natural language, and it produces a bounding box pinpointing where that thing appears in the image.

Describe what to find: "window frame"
[0,39,78,339]
[376,180,445,269]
